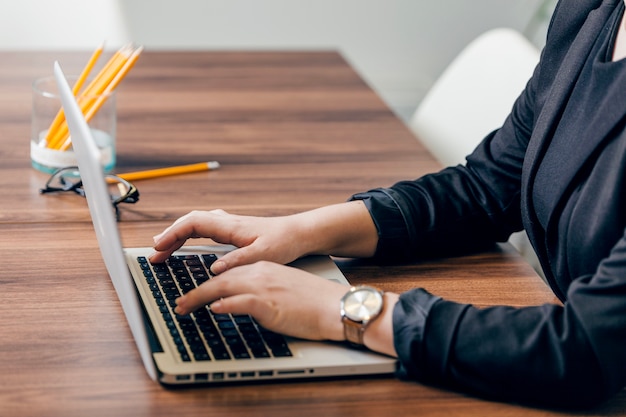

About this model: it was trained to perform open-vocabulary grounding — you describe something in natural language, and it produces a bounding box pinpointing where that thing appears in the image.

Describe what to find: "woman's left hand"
[175,261,347,342]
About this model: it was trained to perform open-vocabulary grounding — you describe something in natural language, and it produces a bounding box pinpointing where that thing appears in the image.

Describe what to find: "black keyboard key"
[184,258,203,267]
[223,331,250,358]
[268,344,292,357]
[217,321,236,331]
[156,271,173,281]
[179,280,195,294]
[261,331,292,357]
[199,325,220,341]
[192,271,209,284]
[193,350,211,361]
[158,278,175,287]
[233,315,253,324]
[162,286,181,298]
[202,254,218,272]
[194,308,212,320]
[212,346,231,360]
[247,341,271,358]
[173,270,191,280]
[151,263,169,273]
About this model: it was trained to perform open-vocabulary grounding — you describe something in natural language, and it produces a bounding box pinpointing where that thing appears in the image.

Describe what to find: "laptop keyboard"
[137,254,293,362]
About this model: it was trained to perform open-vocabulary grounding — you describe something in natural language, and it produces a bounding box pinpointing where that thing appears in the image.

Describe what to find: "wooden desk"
[0,51,622,416]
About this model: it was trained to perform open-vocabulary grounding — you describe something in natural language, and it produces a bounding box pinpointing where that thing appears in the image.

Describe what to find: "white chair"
[408,27,543,276]
[409,27,540,166]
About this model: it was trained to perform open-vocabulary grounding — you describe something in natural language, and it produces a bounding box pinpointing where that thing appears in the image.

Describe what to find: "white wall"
[2,1,130,49]
[2,0,554,120]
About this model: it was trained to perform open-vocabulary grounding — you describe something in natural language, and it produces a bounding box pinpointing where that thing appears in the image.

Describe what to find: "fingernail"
[211,260,226,275]
[174,296,186,314]
[175,305,190,315]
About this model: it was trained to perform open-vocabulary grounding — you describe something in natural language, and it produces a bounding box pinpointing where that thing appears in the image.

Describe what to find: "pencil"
[73,41,105,95]
[78,44,132,99]
[115,161,221,182]
[83,45,143,121]
[46,44,130,149]
[43,42,104,147]
[57,46,144,151]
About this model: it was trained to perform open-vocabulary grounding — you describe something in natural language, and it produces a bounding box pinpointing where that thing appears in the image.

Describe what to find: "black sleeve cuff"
[350,189,414,261]
[393,288,471,386]
[392,288,441,380]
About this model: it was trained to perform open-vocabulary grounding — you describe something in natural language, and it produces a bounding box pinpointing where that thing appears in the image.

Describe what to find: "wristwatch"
[340,285,385,347]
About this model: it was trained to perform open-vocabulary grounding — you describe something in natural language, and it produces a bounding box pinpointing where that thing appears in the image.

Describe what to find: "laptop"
[53,61,397,385]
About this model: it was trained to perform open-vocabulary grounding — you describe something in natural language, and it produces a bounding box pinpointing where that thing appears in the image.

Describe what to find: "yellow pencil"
[58,46,144,151]
[73,41,105,95]
[78,44,132,98]
[46,45,132,149]
[43,42,104,147]
[115,161,221,182]
[83,45,143,121]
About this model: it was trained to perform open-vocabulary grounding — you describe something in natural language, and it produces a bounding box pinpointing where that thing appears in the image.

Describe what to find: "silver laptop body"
[53,61,397,385]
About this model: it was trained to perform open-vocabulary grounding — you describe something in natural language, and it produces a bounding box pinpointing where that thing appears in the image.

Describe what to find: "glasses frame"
[39,166,140,221]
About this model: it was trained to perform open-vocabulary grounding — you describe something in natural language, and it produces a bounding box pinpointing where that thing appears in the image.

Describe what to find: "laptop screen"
[53,61,158,380]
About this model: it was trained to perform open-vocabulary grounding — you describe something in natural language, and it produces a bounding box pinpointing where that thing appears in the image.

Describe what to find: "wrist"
[296,201,378,258]
[362,292,399,357]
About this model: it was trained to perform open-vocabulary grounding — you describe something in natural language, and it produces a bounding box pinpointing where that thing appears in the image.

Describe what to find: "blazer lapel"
[521,1,619,248]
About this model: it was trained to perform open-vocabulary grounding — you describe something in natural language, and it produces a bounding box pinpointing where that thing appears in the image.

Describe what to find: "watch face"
[342,287,383,322]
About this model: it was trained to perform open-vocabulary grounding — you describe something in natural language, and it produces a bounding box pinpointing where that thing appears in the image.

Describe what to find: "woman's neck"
[614,2,626,60]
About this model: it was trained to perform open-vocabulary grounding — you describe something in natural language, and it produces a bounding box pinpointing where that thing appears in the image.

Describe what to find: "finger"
[153,213,203,245]
[149,241,185,263]
[152,210,200,242]
[210,243,272,274]
[174,273,243,315]
[209,293,265,318]
[150,212,221,262]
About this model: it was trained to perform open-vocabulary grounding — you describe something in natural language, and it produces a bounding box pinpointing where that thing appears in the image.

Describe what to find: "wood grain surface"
[0,51,622,417]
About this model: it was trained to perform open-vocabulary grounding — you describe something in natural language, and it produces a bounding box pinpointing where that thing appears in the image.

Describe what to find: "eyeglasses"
[40,166,140,221]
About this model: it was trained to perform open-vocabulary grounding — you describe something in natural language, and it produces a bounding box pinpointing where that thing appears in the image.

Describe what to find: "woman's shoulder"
[539,0,617,72]
[547,0,616,44]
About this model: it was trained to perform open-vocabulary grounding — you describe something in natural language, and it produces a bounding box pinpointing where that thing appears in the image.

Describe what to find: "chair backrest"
[408,28,540,167]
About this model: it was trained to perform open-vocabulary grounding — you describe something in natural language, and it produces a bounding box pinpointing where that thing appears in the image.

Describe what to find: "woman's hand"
[150,201,379,274]
[150,209,310,274]
[175,261,347,341]
[175,260,399,357]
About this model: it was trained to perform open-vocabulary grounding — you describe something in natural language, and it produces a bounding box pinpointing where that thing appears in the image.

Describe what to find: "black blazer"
[355,0,626,408]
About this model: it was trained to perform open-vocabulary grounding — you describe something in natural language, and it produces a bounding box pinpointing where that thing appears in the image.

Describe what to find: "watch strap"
[342,315,366,346]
